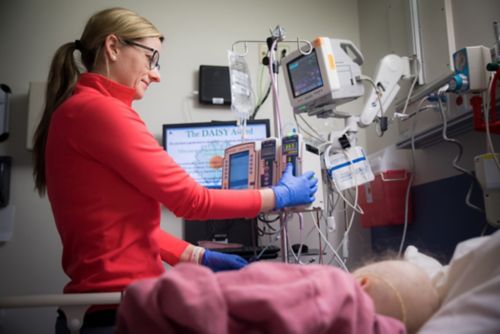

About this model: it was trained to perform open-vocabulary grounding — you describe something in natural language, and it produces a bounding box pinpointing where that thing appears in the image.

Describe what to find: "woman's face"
[111,36,162,99]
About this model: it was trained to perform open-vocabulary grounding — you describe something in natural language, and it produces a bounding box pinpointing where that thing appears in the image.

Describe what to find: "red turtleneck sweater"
[45,73,261,293]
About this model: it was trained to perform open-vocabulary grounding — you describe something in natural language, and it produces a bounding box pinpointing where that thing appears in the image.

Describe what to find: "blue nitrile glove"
[201,249,248,272]
[272,163,318,209]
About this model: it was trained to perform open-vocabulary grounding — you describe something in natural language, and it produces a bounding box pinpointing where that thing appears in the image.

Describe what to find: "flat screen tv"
[162,120,270,189]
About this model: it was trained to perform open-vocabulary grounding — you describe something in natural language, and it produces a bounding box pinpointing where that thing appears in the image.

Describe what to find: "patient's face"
[353,260,440,334]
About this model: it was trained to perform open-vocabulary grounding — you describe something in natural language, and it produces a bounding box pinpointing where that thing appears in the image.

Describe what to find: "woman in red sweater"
[32,7,317,333]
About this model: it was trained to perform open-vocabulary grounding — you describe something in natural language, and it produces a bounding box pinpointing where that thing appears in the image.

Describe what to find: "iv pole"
[232,27,312,263]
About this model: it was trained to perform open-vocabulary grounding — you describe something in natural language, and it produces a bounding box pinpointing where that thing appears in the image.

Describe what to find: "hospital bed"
[0,292,121,333]
[1,230,499,333]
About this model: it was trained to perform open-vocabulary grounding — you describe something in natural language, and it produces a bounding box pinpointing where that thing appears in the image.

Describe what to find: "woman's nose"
[150,68,161,83]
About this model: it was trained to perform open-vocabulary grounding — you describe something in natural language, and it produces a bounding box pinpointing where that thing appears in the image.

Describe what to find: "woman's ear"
[103,34,120,61]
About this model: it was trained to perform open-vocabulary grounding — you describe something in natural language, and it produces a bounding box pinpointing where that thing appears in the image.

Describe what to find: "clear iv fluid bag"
[228,50,255,122]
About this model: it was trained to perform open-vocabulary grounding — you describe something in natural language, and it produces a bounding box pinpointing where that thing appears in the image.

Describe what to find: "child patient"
[117,260,439,334]
[353,260,440,334]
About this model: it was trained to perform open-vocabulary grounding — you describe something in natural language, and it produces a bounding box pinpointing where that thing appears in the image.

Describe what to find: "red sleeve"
[154,229,190,266]
[70,97,262,220]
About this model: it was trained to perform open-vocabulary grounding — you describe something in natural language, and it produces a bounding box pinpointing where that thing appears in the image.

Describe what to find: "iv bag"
[228,50,255,122]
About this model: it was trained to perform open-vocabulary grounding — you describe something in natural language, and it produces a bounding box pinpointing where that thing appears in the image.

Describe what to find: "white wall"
[358,0,500,185]
[0,1,362,332]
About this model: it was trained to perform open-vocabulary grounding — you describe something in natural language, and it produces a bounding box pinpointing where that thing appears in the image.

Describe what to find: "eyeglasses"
[122,39,160,71]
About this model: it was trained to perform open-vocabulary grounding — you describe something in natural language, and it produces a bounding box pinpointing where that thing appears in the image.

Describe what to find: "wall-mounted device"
[474,153,500,227]
[448,46,490,93]
[358,54,412,127]
[0,84,12,142]
[222,141,259,190]
[198,65,231,105]
[279,134,324,210]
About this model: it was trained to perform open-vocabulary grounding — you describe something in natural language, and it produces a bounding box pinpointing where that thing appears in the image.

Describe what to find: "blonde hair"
[33,7,163,195]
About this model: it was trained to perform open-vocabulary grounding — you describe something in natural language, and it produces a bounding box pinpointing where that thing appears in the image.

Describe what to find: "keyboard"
[210,245,280,260]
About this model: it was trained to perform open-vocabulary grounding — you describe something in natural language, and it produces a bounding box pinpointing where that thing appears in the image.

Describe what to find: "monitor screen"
[287,49,324,98]
[228,150,250,189]
[163,120,270,189]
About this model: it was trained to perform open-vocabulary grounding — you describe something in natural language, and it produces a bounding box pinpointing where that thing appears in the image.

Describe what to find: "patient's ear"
[356,276,371,292]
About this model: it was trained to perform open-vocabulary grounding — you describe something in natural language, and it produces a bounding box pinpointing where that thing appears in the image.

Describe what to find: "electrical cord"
[357,75,384,118]
[437,89,484,213]
[309,211,349,271]
[484,70,500,170]
[285,213,307,264]
[295,113,325,142]
[323,145,362,263]
[258,213,281,223]
[357,75,386,137]
[399,58,421,116]
[397,117,417,256]
[252,219,284,261]
[250,82,271,120]
[252,45,291,121]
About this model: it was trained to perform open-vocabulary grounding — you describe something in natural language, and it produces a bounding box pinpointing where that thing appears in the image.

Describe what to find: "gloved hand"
[272,163,318,209]
[201,249,248,272]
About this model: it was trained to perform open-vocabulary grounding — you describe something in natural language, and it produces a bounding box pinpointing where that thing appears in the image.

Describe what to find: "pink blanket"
[117,262,405,334]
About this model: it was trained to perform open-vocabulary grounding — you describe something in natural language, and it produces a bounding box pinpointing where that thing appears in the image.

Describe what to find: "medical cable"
[323,147,360,261]
[398,114,417,256]
[357,75,385,119]
[310,211,349,271]
[398,57,421,117]
[327,182,343,214]
[258,213,281,223]
[437,89,484,213]
[357,75,386,137]
[251,61,276,121]
[484,70,500,170]
[294,113,325,142]
[250,83,271,120]
[286,213,306,264]
[293,113,321,141]
[252,219,285,262]
[395,95,433,256]
[257,60,267,102]
[325,148,360,262]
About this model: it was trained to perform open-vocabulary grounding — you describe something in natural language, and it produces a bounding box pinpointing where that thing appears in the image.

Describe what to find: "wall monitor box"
[0,84,11,142]
[198,65,231,105]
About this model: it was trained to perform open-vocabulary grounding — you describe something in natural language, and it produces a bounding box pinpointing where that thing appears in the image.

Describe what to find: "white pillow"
[419,230,500,333]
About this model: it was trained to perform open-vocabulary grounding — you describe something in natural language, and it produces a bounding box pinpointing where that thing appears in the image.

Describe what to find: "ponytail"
[32,7,163,196]
[33,42,80,195]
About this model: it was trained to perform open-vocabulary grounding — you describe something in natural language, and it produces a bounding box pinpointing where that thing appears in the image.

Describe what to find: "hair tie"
[74,39,84,51]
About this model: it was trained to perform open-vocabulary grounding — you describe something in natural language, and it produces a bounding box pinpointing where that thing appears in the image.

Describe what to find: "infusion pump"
[221,134,324,211]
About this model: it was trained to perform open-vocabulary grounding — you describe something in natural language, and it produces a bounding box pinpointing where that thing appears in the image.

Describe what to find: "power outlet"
[258,43,291,64]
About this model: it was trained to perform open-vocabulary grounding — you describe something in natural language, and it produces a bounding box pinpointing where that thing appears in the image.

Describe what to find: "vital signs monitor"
[282,37,364,116]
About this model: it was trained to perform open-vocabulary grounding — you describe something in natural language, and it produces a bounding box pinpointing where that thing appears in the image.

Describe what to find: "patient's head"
[353,260,440,334]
